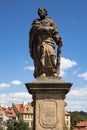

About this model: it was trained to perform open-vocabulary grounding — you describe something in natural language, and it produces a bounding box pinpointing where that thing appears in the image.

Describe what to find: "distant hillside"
[69,111,87,130]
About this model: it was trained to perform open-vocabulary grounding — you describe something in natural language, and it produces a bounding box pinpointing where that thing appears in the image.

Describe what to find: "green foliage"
[0,118,2,124]
[6,120,14,130]
[0,118,3,130]
[6,119,30,130]
[70,111,87,130]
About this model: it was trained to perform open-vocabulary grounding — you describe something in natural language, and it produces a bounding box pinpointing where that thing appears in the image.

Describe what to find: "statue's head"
[38,8,48,19]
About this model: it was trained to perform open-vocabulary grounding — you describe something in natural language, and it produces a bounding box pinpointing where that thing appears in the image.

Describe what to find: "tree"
[6,120,14,130]
[0,118,3,128]
[70,111,87,130]
[0,118,2,124]
[6,119,30,130]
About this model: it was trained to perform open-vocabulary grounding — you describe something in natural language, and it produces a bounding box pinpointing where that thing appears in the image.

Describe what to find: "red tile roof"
[0,110,5,115]
[65,111,70,115]
[0,105,5,115]
[0,105,17,118]
[13,104,33,114]
[74,121,87,130]
[76,121,87,127]
[74,128,87,130]
[4,107,17,117]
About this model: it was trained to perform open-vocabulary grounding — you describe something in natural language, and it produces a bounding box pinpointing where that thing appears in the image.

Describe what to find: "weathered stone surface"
[40,100,57,128]
[26,7,72,130]
[29,7,63,78]
[25,78,72,130]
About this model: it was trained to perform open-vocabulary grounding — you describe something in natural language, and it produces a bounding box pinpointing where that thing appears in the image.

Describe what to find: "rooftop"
[13,103,33,114]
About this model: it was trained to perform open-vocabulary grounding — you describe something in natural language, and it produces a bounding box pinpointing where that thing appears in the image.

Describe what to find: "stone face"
[25,78,72,130]
[40,100,57,128]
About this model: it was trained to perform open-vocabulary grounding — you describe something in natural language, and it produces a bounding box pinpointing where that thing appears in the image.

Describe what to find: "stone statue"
[29,7,63,78]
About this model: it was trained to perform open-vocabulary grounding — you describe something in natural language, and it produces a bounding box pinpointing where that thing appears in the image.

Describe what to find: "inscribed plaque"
[40,100,58,128]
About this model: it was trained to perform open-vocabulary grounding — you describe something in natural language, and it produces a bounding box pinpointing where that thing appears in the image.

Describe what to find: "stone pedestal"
[25,77,72,130]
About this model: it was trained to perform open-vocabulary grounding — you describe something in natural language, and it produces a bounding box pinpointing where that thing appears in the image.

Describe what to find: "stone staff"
[56,37,63,76]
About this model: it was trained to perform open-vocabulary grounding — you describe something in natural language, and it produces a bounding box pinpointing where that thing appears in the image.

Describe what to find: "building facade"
[73,121,87,130]
[12,103,33,129]
[65,111,71,130]
[0,103,70,130]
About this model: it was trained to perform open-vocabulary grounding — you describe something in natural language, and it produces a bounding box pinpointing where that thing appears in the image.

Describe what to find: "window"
[25,115,27,118]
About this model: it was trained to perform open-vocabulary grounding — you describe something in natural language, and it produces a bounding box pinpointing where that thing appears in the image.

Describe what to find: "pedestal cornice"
[25,77,72,95]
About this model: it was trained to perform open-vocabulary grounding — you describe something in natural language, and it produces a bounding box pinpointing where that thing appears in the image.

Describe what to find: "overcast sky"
[0,0,87,112]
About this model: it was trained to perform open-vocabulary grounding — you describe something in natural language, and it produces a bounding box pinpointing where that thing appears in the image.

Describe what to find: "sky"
[0,0,87,112]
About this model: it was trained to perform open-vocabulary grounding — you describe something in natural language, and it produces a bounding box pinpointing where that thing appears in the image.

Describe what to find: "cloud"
[78,71,87,80]
[24,66,34,71]
[0,86,87,111]
[24,57,77,77]
[0,90,87,112]
[0,80,22,89]
[60,57,77,70]
[60,57,77,76]
[0,92,32,106]
[60,70,67,77]
[66,100,87,112]
[10,80,22,85]
[65,87,87,111]
[0,83,10,89]
[67,87,87,98]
